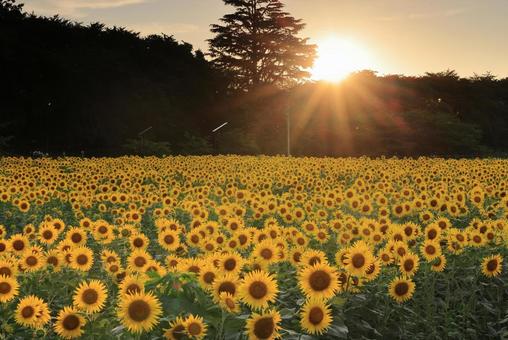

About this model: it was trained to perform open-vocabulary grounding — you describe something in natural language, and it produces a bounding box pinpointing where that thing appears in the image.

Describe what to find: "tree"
[208,0,316,91]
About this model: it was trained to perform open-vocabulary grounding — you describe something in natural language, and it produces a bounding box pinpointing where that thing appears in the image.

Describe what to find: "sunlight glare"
[311,37,372,82]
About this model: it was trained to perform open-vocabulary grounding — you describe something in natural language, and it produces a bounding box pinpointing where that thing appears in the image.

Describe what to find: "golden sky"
[22,0,508,77]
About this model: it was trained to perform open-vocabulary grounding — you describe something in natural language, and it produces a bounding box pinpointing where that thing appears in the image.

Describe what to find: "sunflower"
[0,239,10,254]
[130,233,149,250]
[239,270,278,310]
[0,274,19,302]
[69,246,94,271]
[118,291,162,333]
[399,252,420,277]
[212,273,240,302]
[198,264,218,291]
[245,309,281,340]
[158,229,180,252]
[66,227,87,247]
[54,306,86,339]
[388,276,415,303]
[9,234,29,254]
[364,258,381,281]
[344,241,374,277]
[15,295,51,329]
[420,239,441,261]
[219,292,240,314]
[481,254,503,277]
[298,263,339,300]
[45,249,64,271]
[0,259,17,278]
[38,224,58,244]
[164,316,187,340]
[301,249,328,267]
[184,314,208,339]
[300,297,332,335]
[431,255,447,272]
[20,251,45,272]
[127,249,152,273]
[252,240,279,266]
[218,252,244,275]
[73,279,108,314]
[118,274,146,296]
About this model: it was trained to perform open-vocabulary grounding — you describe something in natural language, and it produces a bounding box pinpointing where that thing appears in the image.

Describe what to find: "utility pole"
[212,122,228,155]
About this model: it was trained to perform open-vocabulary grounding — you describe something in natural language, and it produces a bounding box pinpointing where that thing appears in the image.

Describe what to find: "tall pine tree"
[208,0,316,91]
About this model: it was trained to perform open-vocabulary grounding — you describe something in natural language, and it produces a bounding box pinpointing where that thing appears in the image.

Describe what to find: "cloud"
[23,0,151,17]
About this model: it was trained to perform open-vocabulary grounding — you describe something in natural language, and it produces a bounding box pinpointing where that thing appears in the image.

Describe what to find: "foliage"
[122,138,172,156]
[208,0,317,90]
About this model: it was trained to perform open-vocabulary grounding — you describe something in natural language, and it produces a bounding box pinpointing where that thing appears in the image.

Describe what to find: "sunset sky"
[22,0,508,78]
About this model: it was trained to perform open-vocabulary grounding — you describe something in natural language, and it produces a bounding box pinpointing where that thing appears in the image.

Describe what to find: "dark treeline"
[1,1,508,157]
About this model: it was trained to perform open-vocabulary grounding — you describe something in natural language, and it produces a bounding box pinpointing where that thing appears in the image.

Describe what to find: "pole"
[286,105,291,157]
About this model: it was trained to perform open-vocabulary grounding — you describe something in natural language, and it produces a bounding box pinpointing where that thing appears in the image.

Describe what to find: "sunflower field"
[1,156,508,339]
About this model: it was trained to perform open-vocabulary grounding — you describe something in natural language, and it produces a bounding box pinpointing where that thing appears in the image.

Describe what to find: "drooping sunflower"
[0,259,17,278]
[73,279,108,314]
[212,273,240,302]
[238,270,278,310]
[158,229,180,252]
[245,309,281,340]
[119,275,146,297]
[218,292,240,314]
[399,252,420,277]
[15,295,51,329]
[300,297,332,335]
[0,274,19,303]
[388,276,416,303]
[118,291,162,333]
[54,306,86,339]
[431,254,447,272]
[69,246,94,272]
[198,264,218,291]
[481,254,503,277]
[298,263,339,300]
[344,241,375,277]
[184,314,208,339]
[164,316,187,340]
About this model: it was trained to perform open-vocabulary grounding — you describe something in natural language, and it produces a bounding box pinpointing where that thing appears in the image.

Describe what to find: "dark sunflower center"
[253,317,275,339]
[260,249,273,260]
[26,256,38,266]
[128,300,151,322]
[351,254,365,268]
[63,314,80,330]
[126,284,141,295]
[224,259,236,271]
[309,257,321,266]
[0,267,12,276]
[42,230,53,240]
[395,282,409,296]
[21,306,35,318]
[133,238,144,248]
[403,260,414,272]
[76,254,88,265]
[47,256,58,266]
[71,233,82,243]
[425,245,436,255]
[12,240,25,251]
[203,272,215,284]
[309,307,324,325]
[0,282,11,294]
[487,259,498,272]
[218,282,236,295]
[134,256,146,267]
[82,288,99,304]
[309,270,331,291]
[172,324,186,340]
[249,281,268,299]
[188,322,202,336]
[164,235,174,245]
[428,230,437,239]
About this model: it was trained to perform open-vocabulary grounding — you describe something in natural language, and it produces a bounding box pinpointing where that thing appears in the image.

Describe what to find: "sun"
[311,37,372,82]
